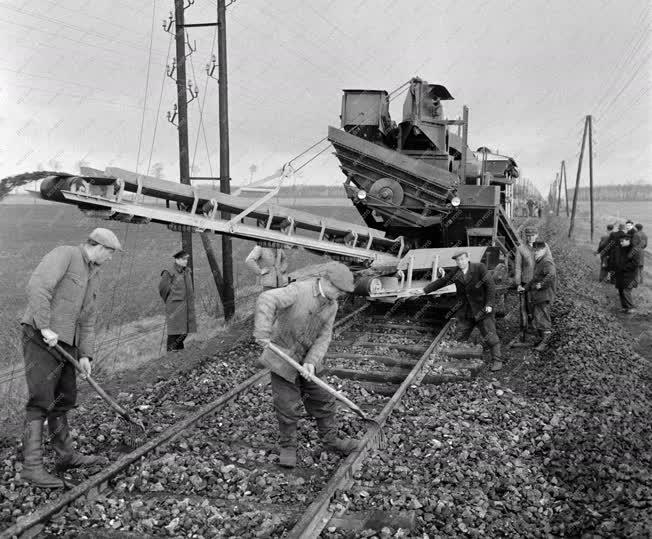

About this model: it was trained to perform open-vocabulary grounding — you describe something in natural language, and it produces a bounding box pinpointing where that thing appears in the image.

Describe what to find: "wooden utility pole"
[568,116,589,238]
[217,0,235,320]
[460,106,468,184]
[562,160,569,216]
[554,171,561,216]
[174,0,194,274]
[588,115,594,242]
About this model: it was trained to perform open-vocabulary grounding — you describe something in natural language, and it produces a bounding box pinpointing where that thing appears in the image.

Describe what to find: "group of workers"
[19,220,560,484]
[595,221,646,314]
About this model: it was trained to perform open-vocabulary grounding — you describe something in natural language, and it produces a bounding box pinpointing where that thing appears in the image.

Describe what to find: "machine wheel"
[369,178,404,206]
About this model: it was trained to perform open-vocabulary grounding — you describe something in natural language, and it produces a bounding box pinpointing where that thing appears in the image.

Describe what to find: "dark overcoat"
[614,245,641,290]
[423,262,496,318]
[159,264,197,335]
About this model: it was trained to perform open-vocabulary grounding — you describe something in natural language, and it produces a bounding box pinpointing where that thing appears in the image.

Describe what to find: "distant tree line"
[567,184,652,201]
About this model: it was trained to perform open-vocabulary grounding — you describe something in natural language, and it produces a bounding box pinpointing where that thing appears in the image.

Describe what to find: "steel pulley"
[369,178,404,206]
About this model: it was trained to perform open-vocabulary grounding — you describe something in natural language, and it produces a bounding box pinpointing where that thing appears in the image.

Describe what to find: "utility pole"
[568,116,589,238]
[554,171,561,215]
[173,0,194,274]
[218,0,235,321]
[460,106,468,184]
[562,160,569,217]
[588,115,594,242]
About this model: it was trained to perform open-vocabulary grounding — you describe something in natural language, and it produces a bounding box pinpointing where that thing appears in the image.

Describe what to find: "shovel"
[267,342,381,428]
[53,344,147,446]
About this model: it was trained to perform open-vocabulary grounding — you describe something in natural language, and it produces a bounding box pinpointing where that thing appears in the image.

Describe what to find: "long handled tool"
[53,344,147,445]
[267,342,380,427]
[509,289,531,348]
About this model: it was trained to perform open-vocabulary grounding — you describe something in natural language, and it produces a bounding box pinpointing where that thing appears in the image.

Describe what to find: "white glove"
[41,328,58,347]
[79,357,92,378]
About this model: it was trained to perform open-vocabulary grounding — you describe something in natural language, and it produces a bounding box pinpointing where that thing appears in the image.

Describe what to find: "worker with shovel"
[253,261,359,468]
[19,228,119,488]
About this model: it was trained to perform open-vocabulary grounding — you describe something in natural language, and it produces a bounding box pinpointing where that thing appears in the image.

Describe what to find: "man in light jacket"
[245,219,291,290]
[253,262,359,468]
[159,250,196,352]
[525,241,557,351]
[20,228,120,488]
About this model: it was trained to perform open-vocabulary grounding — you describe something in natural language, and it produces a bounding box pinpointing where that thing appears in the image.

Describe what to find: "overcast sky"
[1,0,650,196]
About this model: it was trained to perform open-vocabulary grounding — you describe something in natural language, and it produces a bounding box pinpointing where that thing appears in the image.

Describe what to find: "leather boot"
[278,447,297,468]
[317,416,359,455]
[488,342,503,372]
[48,414,107,471]
[21,419,66,489]
[534,331,553,352]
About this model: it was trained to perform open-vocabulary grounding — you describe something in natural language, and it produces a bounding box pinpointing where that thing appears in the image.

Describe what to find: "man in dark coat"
[595,224,615,282]
[421,251,502,371]
[20,228,119,488]
[613,235,641,314]
[635,223,647,284]
[525,241,557,352]
[625,220,640,247]
[159,250,197,351]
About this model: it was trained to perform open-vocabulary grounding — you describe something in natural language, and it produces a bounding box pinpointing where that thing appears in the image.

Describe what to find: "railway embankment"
[324,219,651,538]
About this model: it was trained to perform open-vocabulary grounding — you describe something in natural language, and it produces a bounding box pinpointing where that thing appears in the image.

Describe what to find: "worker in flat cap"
[253,261,359,468]
[19,228,121,488]
[514,226,539,333]
[245,218,292,291]
[418,250,503,371]
[159,249,196,352]
[525,241,557,351]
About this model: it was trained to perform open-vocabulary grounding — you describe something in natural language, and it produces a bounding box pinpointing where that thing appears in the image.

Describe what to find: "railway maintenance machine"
[35,77,524,303]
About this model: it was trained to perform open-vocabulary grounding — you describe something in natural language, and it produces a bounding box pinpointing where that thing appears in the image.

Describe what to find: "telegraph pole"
[588,115,594,242]
[218,0,235,320]
[562,160,569,217]
[568,116,589,238]
[174,0,194,273]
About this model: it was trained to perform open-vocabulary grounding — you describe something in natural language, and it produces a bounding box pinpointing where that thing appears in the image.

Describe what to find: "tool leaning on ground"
[53,344,147,446]
[266,342,384,445]
[509,288,531,348]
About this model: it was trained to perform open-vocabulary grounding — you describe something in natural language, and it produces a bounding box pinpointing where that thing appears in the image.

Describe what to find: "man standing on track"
[253,262,359,468]
[20,228,119,488]
[419,251,503,372]
[159,250,196,352]
[613,234,641,314]
[525,241,557,352]
[635,223,647,284]
[514,226,538,332]
[595,224,615,282]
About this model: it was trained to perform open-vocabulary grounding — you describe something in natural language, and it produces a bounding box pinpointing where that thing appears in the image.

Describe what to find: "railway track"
[1,301,486,538]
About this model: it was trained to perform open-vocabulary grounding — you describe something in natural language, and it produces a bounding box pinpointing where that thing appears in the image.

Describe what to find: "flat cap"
[88,228,122,251]
[322,262,355,292]
[173,249,190,259]
[451,250,469,260]
[524,226,538,235]
[532,240,547,250]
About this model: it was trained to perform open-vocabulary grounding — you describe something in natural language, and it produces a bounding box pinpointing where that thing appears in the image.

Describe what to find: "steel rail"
[1,304,369,539]
[287,318,454,538]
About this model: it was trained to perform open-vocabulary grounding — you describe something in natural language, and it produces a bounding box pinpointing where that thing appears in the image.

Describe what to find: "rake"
[53,344,147,447]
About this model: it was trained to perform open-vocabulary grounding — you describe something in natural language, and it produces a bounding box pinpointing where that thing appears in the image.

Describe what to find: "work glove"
[79,357,92,379]
[301,363,316,380]
[41,328,58,347]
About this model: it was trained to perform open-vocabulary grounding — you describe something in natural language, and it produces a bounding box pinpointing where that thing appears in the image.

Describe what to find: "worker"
[634,223,647,284]
[514,226,538,329]
[253,262,359,468]
[419,251,503,372]
[246,219,291,290]
[19,228,120,488]
[613,234,641,314]
[625,220,640,247]
[525,241,557,352]
[595,224,615,282]
[159,250,196,352]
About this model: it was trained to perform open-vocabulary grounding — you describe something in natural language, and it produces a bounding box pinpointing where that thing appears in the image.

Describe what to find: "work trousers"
[618,287,635,309]
[639,266,644,285]
[270,372,337,448]
[22,324,78,421]
[532,301,552,332]
[167,334,187,351]
[455,313,501,361]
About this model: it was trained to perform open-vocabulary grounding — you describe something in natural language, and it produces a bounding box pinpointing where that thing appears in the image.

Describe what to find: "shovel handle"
[267,342,369,421]
[53,344,132,420]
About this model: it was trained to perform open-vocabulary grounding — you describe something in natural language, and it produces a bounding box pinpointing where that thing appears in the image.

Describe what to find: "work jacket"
[246,246,289,288]
[614,245,641,290]
[597,234,611,262]
[525,252,557,304]
[21,245,100,358]
[514,244,535,285]
[159,264,197,335]
[423,262,495,319]
[253,278,337,382]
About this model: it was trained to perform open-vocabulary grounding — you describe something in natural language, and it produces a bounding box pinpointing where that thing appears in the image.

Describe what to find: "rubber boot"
[278,447,297,468]
[317,416,359,455]
[21,419,67,489]
[48,414,107,471]
[534,331,553,352]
